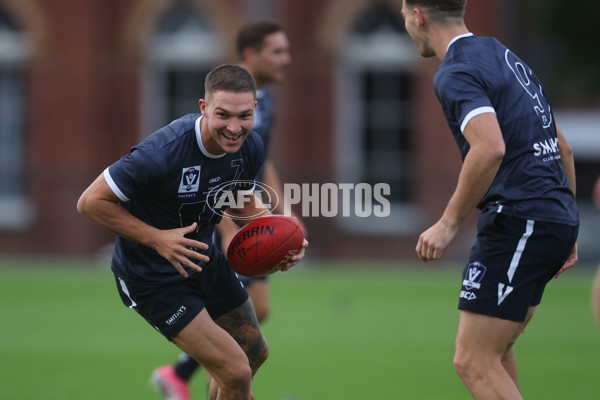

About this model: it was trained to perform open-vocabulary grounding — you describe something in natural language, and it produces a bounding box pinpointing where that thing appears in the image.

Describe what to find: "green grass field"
[0,259,598,399]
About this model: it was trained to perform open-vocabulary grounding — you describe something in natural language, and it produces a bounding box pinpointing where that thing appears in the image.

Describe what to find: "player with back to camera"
[150,21,298,400]
[402,0,579,398]
[77,64,308,400]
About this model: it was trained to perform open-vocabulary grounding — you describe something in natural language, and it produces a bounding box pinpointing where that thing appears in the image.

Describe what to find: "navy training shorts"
[115,250,249,340]
[458,211,578,322]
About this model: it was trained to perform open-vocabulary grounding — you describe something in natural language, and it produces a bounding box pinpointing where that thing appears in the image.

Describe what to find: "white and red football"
[226,215,304,277]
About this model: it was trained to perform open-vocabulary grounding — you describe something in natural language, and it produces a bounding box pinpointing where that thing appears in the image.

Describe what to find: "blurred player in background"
[403,0,579,398]
[78,63,306,400]
[592,176,600,326]
[151,21,295,400]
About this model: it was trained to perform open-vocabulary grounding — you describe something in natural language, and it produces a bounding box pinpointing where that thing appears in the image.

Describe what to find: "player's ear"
[415,7,427,29]
[242,46,256,63]
[199,99,207,114]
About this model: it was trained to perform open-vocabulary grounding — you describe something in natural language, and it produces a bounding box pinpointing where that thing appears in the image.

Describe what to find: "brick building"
[0,0,597,260]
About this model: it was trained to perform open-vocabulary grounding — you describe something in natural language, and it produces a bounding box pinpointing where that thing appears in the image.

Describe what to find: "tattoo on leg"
[216,299,268,373]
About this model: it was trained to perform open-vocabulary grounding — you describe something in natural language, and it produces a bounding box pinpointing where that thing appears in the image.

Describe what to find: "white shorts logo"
[460,291,477,300]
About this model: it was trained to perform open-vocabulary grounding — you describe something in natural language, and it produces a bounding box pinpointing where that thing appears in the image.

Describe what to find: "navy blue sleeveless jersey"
[105,114,265,285]
[434,34,578,226]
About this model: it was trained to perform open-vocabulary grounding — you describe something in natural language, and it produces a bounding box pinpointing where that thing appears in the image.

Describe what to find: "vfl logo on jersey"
[463,261,486,290]
[179,166,201,194]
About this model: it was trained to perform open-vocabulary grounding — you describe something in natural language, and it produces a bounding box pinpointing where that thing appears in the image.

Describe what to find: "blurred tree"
[520,0,600,106]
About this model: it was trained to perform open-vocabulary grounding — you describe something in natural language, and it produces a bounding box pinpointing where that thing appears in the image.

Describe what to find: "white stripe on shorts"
[507,219,535,283]
[118,277,137,308]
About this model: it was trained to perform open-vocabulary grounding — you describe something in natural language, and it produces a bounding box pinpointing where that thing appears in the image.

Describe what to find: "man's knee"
[210,355,253,395]
[453,344,484,383]
[226,361,253,390]
[248,338,269,373]
[453,348,471,381]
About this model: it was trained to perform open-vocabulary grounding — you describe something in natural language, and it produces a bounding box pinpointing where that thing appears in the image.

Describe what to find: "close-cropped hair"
[205,64,257,99]
[236,21,283,57]
[405,0,466,18]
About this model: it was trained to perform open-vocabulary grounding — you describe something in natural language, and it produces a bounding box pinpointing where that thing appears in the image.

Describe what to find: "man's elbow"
[76,193,91,216]
[490,142,506,165]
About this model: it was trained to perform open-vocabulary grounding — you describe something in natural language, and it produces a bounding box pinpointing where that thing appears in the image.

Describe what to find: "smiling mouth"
[222,132,242,141]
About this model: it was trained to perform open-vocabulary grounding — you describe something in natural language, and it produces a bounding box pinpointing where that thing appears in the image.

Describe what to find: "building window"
[0,7,32,229]
[141,1,222,134]
[335,3,421,234]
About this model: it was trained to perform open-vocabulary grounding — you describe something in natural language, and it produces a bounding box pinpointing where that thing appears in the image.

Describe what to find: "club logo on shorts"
[179,166,201,194]
[463,261,486,290]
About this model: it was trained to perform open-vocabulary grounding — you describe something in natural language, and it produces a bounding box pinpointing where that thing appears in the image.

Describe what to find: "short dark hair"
[404,0,466,18]
[205,64,257,99]
[236,21,283,58]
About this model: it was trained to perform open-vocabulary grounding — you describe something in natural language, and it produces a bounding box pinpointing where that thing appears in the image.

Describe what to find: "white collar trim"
[447,32,474,52]
[195,116,226,159]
